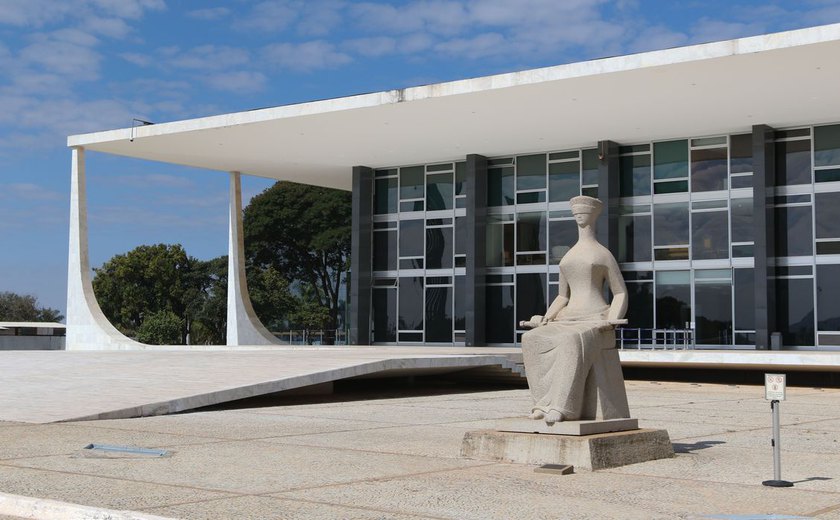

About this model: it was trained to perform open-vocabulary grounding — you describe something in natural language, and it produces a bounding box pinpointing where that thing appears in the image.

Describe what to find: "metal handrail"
[616,327,695,350]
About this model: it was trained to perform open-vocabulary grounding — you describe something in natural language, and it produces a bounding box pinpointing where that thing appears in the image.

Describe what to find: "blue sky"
[1,0,839,315]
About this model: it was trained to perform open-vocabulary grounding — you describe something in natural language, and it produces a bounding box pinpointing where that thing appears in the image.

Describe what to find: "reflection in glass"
[373,230,397,271]
[695,277,732,345]
[815,192,840,239]
[517,212,546,252]
[549,161,580,202]
[425,287,452,343]
[372,288,397,342]
[692,210,729,259]
[618,214,652,262]
[815,124,840,167]
[486,217,514,267]
[691,147,728,192]
[776,277,815,347]
[455,161,466,196]
[398,277,424,331]
[374,178,397,214]
[734,269,755,331]
[454,276,465,331]
[730,134,753,173]
[399,220,423,258]
[426,173,453,211]
[517,154,546,191]
[625,281,654,329]
[655,271,691,329]
[455,216,466,255]
[549,219,577,263]
[731,198,753,243]
[400,166,424,199]
[425,227,453,269]
[582,149,599,186]
[817,265,840,331]
[654,140,688,180]
[486,285,514,343]
[488,166,514,206]
[776,139,812,185]
[516,274,547,327]
[653,180,688,194]
[654,202,690,246]
[619,154,651,197]
[775,206,813,256]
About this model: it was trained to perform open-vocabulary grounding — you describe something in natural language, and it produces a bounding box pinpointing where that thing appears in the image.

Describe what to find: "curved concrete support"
[66,147,144,350]
[226,172,280,346]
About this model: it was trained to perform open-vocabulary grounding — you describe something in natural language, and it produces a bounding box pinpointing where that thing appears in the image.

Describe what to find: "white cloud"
[0,183,64,201]
[168,45,250,71]
[344,37,397,57]
[262,40,352,71]
[83,16,133,38]
[0,0,164,27]
[434,32,507,59]
[234,0,301,32]
[19,34,102,78]
[186,7,231,20]
[205,71,267,93]
[120,52,152,67]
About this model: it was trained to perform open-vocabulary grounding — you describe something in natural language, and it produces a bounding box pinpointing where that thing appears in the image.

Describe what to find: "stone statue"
[520,196,630,425]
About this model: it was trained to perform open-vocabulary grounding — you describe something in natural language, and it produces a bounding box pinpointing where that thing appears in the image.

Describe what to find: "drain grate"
[81,444,170,458]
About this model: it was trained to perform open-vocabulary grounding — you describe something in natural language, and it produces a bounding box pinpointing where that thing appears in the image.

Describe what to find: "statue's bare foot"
[544,410,564,424]
[528,410,545,420]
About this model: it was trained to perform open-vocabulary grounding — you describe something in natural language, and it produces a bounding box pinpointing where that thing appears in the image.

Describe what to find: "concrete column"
[226,172,279,346]
[66,147,142,350]
[596,140,621,258]
[465,154,488,346]
[349,166,373,345]
[753,124,776,350]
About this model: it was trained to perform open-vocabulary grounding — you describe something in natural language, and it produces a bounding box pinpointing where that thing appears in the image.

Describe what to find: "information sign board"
[765,373,786,401]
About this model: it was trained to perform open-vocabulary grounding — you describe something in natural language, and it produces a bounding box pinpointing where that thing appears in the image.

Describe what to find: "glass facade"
[369,122,840,349]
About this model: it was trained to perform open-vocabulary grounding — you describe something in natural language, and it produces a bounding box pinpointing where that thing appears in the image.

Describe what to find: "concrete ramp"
[0,347,523,423]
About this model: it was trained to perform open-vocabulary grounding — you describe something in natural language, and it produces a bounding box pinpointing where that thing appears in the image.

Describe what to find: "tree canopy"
[0,292,63,322]
[243,181,351,338]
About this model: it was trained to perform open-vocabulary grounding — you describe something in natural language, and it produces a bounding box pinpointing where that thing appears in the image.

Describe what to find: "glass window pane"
[486,285,514,343]
[486,218,514,267]
[694,277,732,345]
[400,166,424,199]
[549,219,577,263]
[692,210,729,260]
[653,180,688,194]
[654,140,688,180]
[654,202,689,246]
[618,214,652,262]
[426,173,453,211]
[655,270,691,329]
[517,191,546,204]
[815,192,840,239]
[425,227,453,269]
[398,277,423,331]
[775,206,813,256]
[517,212,546,252]
[516,274,547,327]
[730,175,753,189]
[399,220,423,258]
[776,139,812,185]
[455,216,466,255]
[374,178,397,214]
[517,154,546,191]
[488,166,514,206]
[731,198,753,243]
[818,265,840,331]
[373,230,397,271]
[455,162,466,196]
[691,147,728,192]
[581,149,599,186]
[548,161,580,202]
[372,288,397,342]
[815,124,840,167]
[730,133,753,174]
[425,286,452,343]
[776,277,815,347]
[625,280,654,329]
[734,268,755,331]
[619,154,651,197]
[454,276,465,331]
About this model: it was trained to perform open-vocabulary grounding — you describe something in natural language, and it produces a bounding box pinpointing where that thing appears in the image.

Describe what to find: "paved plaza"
[0,379,839,519]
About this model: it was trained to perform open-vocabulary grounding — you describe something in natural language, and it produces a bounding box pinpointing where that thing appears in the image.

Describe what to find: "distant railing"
[616,327,695,350]
[273,329,348,346]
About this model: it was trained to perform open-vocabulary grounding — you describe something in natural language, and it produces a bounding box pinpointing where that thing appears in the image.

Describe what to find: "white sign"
[765,373,786,401]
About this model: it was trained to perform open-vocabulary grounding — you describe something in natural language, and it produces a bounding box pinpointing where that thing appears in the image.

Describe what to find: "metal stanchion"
[762,374,793,488]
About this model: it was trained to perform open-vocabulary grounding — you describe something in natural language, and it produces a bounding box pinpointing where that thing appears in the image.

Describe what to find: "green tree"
[136,310,184,345]
[247,264,297,332]
[243,181,351,341]
[184,256,228,345]
[0,292,63,322]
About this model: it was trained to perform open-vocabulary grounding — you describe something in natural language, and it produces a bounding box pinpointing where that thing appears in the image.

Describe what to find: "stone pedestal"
[461,427,673,471]
[495,417,638,436]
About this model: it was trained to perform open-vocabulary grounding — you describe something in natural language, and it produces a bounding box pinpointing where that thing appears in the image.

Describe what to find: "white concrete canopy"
[68,24,840,189]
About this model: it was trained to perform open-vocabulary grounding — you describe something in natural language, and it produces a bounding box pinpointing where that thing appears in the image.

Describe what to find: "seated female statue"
[521,195,627,424]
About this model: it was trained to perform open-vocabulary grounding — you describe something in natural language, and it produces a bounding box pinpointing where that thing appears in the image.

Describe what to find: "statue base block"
[461,428,674,471]
[495,417,638,436]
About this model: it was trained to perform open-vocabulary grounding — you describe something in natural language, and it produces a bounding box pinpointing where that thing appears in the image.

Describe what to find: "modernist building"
[65,24,840,352]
